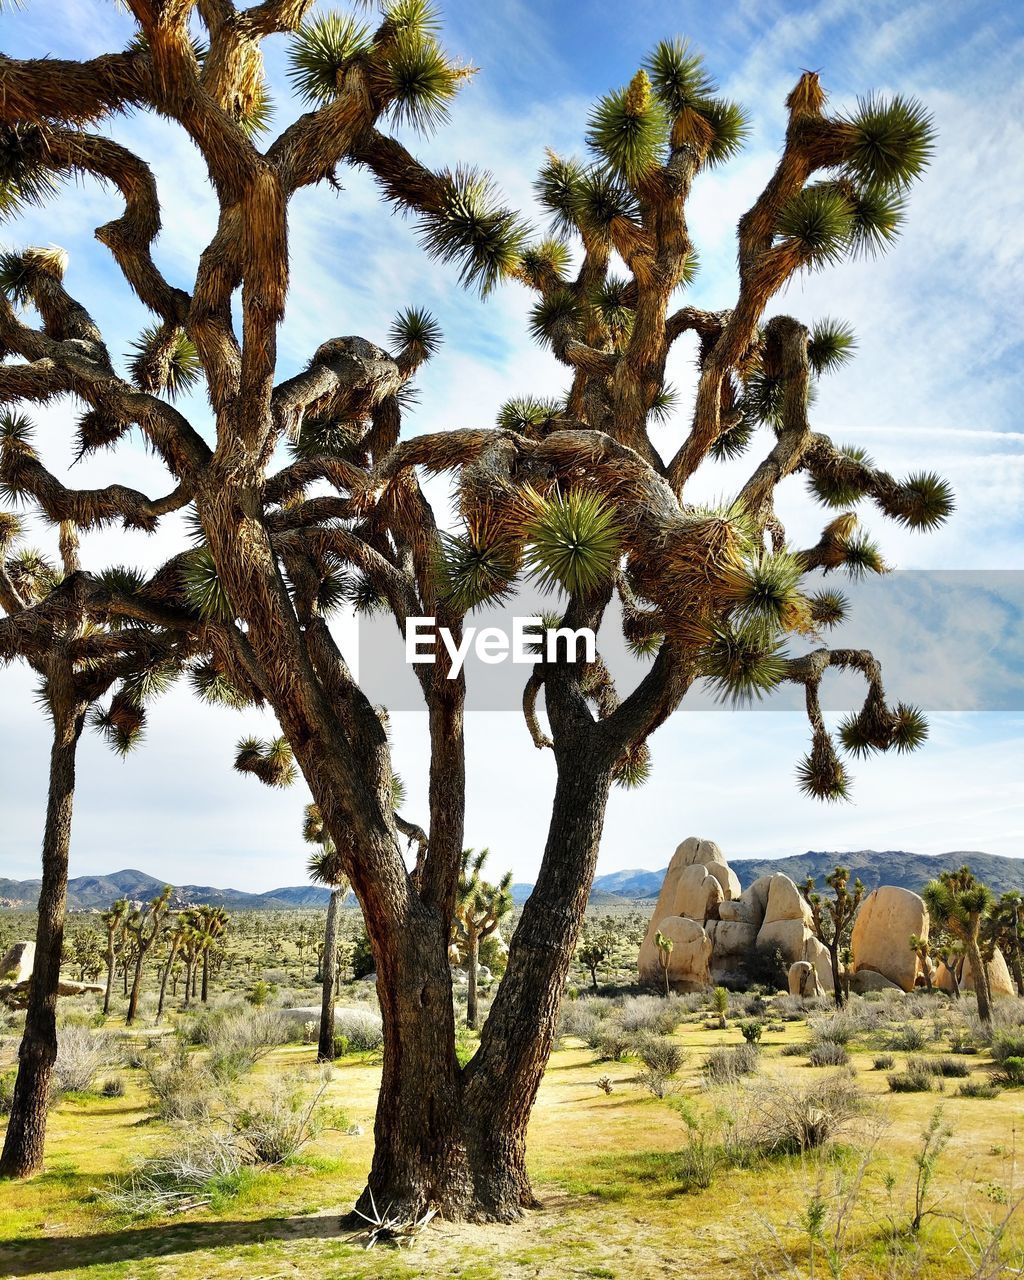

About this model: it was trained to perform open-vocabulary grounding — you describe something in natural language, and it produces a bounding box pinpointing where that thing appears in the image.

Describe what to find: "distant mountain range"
[1,850,1021,913]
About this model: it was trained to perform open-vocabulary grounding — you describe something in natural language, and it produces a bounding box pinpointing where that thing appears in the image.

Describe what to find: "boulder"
[850,968,902,994]
[639,916,712,991]
[851,887,927,993]
[672,836,724,869]
[738,876,775,931]
[0,941,33,984]
[705,862,742,901]
[939,948,1017,999]
[706,919,758,984]
[718,899,754,924]
[763,875,813,928]
[757,918,811,965]
[804,936,834,992]
[788,961,818,998]
[671,864,723,923]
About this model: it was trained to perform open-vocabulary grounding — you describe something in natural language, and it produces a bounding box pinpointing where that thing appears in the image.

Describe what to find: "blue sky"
[1,0,1023,889]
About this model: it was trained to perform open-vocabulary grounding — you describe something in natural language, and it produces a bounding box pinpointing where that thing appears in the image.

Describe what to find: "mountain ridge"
[1,849,1021,912]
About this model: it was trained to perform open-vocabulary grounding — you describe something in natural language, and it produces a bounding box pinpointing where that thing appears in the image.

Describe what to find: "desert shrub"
[958,1080,1001,1099]
[227,1076,332,1164]
[118,1037,148,1070]
[888,1061,934,1092]
[888,1023,928,1052]
[949,1028,979,1055]
[809,1012,855,1047]
[740,1020,764,1045]
[675,1101,724,1191]
[927,1056,970,1079]
[246,980,275,1007]
[873,1054,895,1070]
[744,1075,861,1154]
[774,995,807,1023]
[143,1043,215,1122]
[809,1042,849,1068]
[206,1008,290,1079]
[100,1076,126,1098]
[779,1042,809,1057]
[617,994,682,1036]
[53,1025,114,1094]
[990,1030,1024,1063]
[558,996,613,1041]
[994,1056,1024,1087]
[635,1033,684,1097]
[332,1008,383,1053]
[595,1027,634,1062]
[702,1044,759,1088]
[104,1132,244,1216]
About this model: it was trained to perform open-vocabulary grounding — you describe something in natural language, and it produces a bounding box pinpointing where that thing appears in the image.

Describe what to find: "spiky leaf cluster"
[796,729,851,802]
[723,551,809,632]
[181,547,235,622]
[528,288,580,347]
[438,522,518,612]
[809,589,848,629]
[524,489,622,598]
[287,13,372,106]
[235,735,297,789]
[700,619,787,705]
[496,397,564,434]
[418,166,531,295]
[807,318,857,375]
[807,444,875,508]
[127,325,203,400]
[586,70,667,185]
[643,41,749,167]
[389,306,442,361]
[841,94,934,193]
[0,124,60,221]
[189,660,251,709]
[383,28,464,133]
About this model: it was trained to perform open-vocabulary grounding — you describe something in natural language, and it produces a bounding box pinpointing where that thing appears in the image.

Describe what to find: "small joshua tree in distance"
[802,866,864,1007]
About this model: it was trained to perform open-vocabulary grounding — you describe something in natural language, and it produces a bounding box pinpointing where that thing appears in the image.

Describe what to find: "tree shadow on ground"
[0,1213,351,1276]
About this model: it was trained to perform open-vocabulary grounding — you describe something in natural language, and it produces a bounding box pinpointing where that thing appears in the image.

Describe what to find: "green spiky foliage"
[188,660,252,709]
[809,589,848,629]
[0,509,22,552]
[6,547,59,601]
[802,865,864,1004]
[234,735,297,789]
[519,238,572,288]
[383,28,463,133]
[593,276,634,344]
[287,13,372,106]
[612,740,651,789]
[807,444,875,508]
[350,572,388,615]
[838,531,887,578]
[181,547,235,622]
[796,729,851,802]
[709,418,755,462]
[700,619,787,705]
[648,384,678,424]
[586,70,667,185]
[437,523,518,612]
[887,472,956,529]
[524,489,622,598]
[807,319,857,375]
[643,40,749,167]
[0,124,60,221]
[389,306,443,360]
[841,94,935,192]
[127,325,203,400]
[237,81,274,138]
[838,700,927,757]
[528,287,580,347]
[418,166,532,295]
[315,565,350,616]
[93,565,147,597]
[847,186,906,257]
[534,152,587,236]
[496,396,564,434]
[924,866,995,1022]
[775,185,855,270]
[724,551,808,632]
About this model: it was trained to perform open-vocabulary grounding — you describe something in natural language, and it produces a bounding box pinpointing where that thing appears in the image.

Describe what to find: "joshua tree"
[924,868,995,1024]
[802,866,864,1007]
[303,802,351,1062]
[0,4,948,1217]
[655,931,675,998]
[711,984,729,1027]
[986,892,1024,997]
[577,931,610,992]
[124,885,172,1025]
[100,898,129,1017]
[195,904,230,1003]
[68,928,102,982]
[0,504,186,1179]
[156,909,196,1023]
[909,934,933,991]
[454,849,513,1030]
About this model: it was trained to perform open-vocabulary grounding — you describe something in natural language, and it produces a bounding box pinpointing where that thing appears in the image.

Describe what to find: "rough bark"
[318,888,341,1062]
[466,932,480,1032]
[968,936,992,1025]
[0,707,83,1179]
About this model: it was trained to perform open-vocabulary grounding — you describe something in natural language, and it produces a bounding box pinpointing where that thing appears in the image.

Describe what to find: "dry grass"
[0,1012,1022,1279]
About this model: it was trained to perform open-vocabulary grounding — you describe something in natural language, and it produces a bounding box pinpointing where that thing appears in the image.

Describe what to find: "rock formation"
[0,940,105,1009]
[850,886,928,993]
[935,948,1016,999]
[638,839,831,991]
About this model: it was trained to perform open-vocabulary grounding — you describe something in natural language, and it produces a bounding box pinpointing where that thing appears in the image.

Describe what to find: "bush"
[595,1027,634,1062]
[246,980,276,1007]
[994,1056,1024,1087]
[53,1025,113,1094]
[143,1043,214,1122]
[617,995,681,1036]
[927,1056,970,1079]
[873,1054,895,1070]
[745,943,788,991]
[104,1133,244,1217]
[635,1033,684,1097]
[676,1101,724,1192]
[740,1020,764,1045]
[332,1008,383,1054]
[746,1075,861,1154]
[779,1042,809,1057]
[809,1013,855,1047]
[990,1031,1024,1064]
[948,1029,979,1055]
[809,1042,849,1068]
[206,1009,290,1079]
[228,1076,332,1164]
[100,1076,126,1098]
[702,1044,759,1088]
[888,1023,928,1052]
[887,1061,934,1093]
[958,1080,1001,1099]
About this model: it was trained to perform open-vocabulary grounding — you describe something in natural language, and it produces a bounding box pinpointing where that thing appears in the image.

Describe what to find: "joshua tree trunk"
[466,931,480,1032]
[102,940,116,1016]
[201,950,210,1003]
[156,941,179,1024]
[829,942,844,1007]
[318,888,341,1062]
[126,951,145,1024]
[968,938,993,1025]
[0,703,84,1179]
